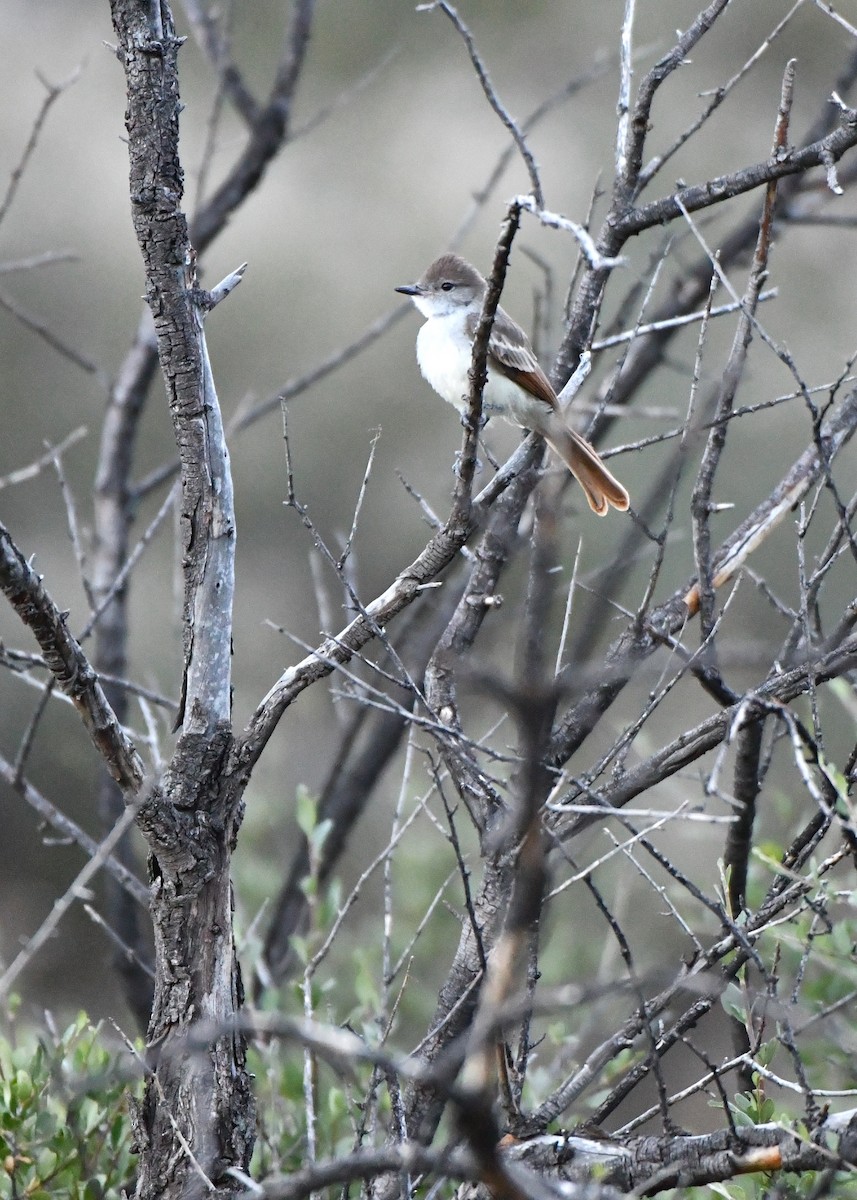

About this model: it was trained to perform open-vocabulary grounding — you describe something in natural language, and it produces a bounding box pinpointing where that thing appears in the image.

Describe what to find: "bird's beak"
[395,283,421,296]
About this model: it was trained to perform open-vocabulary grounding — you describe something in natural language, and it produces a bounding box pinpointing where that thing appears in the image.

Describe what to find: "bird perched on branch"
[396,253,629,515]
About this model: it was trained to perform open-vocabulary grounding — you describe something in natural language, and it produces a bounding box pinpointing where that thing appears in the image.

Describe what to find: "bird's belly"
[416,320,473,413]
[415,320,536,424]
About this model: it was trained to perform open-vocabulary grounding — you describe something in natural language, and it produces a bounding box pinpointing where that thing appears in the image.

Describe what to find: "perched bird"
[396,253,629,515]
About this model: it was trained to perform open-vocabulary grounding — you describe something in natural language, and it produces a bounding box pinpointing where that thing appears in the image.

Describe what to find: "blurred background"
[1,0,856,1037]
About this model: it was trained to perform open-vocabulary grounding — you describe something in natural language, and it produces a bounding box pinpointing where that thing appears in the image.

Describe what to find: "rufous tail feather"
[545,425,629,516]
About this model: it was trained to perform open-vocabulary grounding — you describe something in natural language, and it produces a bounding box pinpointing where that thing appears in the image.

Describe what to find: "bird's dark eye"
[440,281,455,291]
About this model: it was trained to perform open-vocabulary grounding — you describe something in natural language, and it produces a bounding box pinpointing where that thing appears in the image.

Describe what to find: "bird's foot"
[459,411,489,431]
[453,450,482,478]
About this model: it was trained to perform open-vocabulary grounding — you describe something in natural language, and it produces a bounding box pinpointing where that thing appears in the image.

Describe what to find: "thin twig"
[0,519,144,791]
[422,1,543,207]
[637,1,805,191]
[590,290,777,350]
[0,67,81,227]
[0,287,106,383]
[0,795,144,998]
[0,427,87,490]
[79,480,180,643]
[52,444,97,613]
[0,250,78,274]
[338,428,381,569]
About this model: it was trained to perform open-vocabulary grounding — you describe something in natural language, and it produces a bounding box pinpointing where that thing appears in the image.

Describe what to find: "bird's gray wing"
[465,306,557,408]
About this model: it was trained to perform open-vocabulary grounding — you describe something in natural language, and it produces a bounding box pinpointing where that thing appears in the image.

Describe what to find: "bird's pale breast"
[416,316,473,413]
[415,315,546,427]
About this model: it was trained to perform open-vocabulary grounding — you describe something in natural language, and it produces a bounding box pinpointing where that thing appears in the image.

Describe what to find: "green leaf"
[720,982,745,1023]
[79,1097,104,1137]
[35,1148,57,1179]
[33,1111,55,1139]
[310,819,332,854]
[754,1040,777,1068]
[13,1069,34,1104]
[708,1184,740,1200]
[296,786,318,838]
[327,1087,347,1121]
[289,935,309,966]
[353,952,379,1012]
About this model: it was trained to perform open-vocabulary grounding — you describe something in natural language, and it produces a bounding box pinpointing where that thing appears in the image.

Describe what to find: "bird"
[395,253,629,515]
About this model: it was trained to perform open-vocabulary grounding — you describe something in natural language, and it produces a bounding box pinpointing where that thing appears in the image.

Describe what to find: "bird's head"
[395,253,486,319]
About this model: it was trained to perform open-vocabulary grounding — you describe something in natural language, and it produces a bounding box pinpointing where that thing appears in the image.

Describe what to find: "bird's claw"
[452,451,482,477]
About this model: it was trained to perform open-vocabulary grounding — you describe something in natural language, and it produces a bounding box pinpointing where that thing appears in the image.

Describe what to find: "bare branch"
[0,427,87,491]
[179,0,260,126]
[200,261,247,310]
[0,286,106,382]
[514,195,627,270]
[189,0,315,254]
[0,519,144,791]
[619,0,733,200]
[0,796,142,1000]
[815,0,857,41]
[0,67,80,228]
[622,105,857,237]
[0,250,78,273]
[589,290,777,351]
[422,2,543,207]
[0,752,148,906]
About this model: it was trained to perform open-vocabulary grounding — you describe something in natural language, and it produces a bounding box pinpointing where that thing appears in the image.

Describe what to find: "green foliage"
[248,1034,380,1181]
[693,1046,827,1200]
[727,1074,776,1129]
[295,786,332,864]
[0,1007,139,1200]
